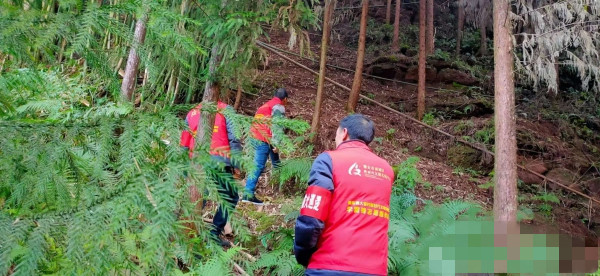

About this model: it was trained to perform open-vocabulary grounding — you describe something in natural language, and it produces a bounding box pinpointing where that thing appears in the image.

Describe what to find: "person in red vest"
[294,114,394,275]
[242,88,288,205]
[180,100,242,246]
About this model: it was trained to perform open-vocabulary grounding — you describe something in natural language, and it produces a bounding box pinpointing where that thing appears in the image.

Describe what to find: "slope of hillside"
[232,30,599,242]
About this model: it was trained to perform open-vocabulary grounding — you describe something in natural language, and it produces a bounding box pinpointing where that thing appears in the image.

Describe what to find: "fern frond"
[272,157,312,189]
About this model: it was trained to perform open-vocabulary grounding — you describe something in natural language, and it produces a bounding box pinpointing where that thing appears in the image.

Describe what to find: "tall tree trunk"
[167,68,178,105]
[193,46,220,156]
[57,37,67,63]
[173,78,181,105]
[386,0,392,24]
[425,0,434,54]
[142,52,150,87]
[179,0,189,29]
[478,23,488,56]
[347,0,369,112]
[189,24,220,218]
[552,62,560,94]
[186,49,199,104]
[0,55,6,73]
[167,0,187,105]
[455,0,465,56]
[310,0,335,141]
[417,0,427,120]
[120,6,149,102]
[391,0,401,53]
[493,0,517,224]
[224,88,232,105]
[234,84,243,111]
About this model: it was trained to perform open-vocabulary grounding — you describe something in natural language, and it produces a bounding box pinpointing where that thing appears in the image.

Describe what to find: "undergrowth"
[0,66,311,275]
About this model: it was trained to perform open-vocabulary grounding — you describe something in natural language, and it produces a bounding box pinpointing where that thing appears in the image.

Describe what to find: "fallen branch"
[238,249,257,262]
[256,40,600,207]
[233,262,249,276]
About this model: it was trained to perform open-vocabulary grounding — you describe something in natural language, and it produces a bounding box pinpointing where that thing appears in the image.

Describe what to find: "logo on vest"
[348,162,362,176]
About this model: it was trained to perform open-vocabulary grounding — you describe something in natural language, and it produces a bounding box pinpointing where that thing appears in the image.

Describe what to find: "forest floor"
[220,29,600,248]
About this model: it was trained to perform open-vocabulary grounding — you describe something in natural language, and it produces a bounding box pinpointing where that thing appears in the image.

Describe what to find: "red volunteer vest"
[180,101,230,158]
[306,141,394,275]
[249,97,282,143]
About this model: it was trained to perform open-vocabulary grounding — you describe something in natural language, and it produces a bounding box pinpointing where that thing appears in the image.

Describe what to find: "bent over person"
[294,114,394,275]
[180,100,242,246]
[242,88,288,205]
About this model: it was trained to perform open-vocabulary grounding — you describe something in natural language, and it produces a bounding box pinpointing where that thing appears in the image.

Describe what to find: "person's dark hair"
[274,88,288,100]
[339,114,375,145]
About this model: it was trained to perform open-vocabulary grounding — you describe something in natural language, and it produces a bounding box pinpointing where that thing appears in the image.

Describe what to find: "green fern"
[252,249,304,276]
[387,198,484,275]
[272,157,313,190]
[0,80,312,276]
[252,228,304,276]
[0,1,320,274]
[531,192,560,204]
[0,109,258,274]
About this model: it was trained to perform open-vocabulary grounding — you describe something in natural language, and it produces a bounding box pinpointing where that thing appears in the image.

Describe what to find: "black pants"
[211,166,239,236]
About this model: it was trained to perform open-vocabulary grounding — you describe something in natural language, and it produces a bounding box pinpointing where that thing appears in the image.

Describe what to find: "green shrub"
[392,157,422,194]
[422,112,437,126]
[453,120,474,135]
[385,128,397,141]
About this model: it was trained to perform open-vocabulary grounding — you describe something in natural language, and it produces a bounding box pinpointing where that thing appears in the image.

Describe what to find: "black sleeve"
[294,216,325,267]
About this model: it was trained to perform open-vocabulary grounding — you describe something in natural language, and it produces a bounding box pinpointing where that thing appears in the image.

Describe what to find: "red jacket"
[180,101,232,158]
[295,140,394,275]
[249,97,282,143]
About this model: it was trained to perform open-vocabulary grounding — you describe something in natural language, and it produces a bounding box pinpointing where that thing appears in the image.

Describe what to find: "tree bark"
[142,52,150,87]
[478,23,488,56]
[493,0,517,224]
[310,0,335,141]
[425,0,435,54]
[120,6,149,102]
[193,46,220,155]
[167,69,176,98]
[456,0,465,56]
[234,84,243,111]
[386,0,392,24]
[179,0,189,29]
[391,0,401,53]
[0,55,6,73]
[57,37,67,63]
[347,0,369,112]
[192,0,229,151]
[417,0,427,120]
[203,47,220,101]
[552,62,560,94]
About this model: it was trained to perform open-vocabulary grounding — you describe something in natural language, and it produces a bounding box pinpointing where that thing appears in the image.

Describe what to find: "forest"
[1,0,600,275]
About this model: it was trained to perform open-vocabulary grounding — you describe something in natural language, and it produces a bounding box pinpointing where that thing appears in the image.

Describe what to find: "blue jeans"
[244,139,280,196]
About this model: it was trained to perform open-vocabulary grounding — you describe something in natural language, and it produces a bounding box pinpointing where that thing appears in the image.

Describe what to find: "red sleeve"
[300,185,332,221]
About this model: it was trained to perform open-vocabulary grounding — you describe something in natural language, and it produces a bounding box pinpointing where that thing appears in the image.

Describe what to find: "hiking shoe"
[241,195,264,205]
